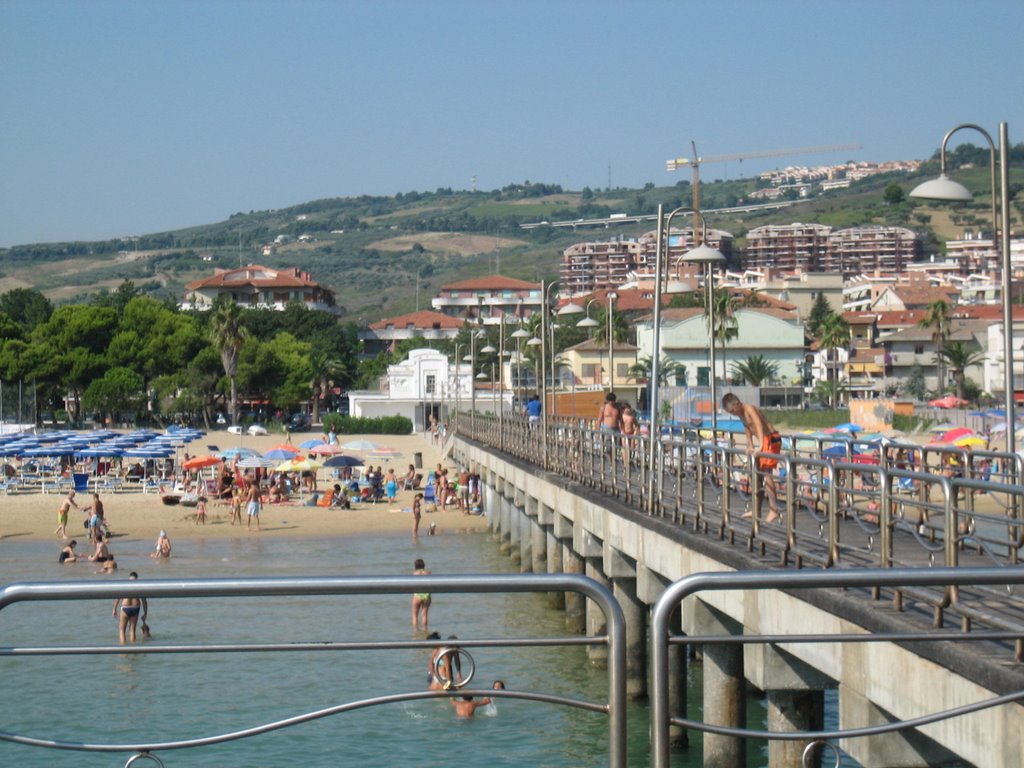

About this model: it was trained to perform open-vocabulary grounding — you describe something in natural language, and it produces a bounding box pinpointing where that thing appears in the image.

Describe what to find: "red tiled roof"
[439,275,540,291]
[369,310,466,331]
[185,264,321,291]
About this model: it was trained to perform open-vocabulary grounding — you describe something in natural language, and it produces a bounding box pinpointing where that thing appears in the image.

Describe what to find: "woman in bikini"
[412,558,431,630]
[112,571,148,644]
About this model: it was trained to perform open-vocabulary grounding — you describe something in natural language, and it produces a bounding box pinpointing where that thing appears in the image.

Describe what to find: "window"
[582,364,598,379]
[425,374,436,394]
[914,344,924,355]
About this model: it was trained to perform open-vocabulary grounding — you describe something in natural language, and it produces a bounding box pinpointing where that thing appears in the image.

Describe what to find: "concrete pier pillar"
[562,544,586,633]
[483,476,499,532]
[685,599,745,768]
[667,607,689,749]
[612,577,647,700]
[530,517,546,575]
[766,690,822,767]
[506,492,522,565]
[585,558,610,668]
[745,643,831,768]
[545,529,565,609]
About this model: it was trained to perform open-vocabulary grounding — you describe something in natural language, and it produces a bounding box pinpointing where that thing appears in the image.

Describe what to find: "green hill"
[1,152,1020,324]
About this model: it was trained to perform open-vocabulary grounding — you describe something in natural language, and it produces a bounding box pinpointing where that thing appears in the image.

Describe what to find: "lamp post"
[464,329,484,436]
[910,122,1015,454]
[646,205,725,512]
[607,292,618,393]
[511,327,531,413]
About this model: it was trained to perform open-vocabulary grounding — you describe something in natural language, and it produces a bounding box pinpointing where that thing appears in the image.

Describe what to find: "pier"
[454,414,1024,767]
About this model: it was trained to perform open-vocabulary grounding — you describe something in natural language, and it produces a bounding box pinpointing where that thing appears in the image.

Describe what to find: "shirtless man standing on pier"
[722,392,781,524]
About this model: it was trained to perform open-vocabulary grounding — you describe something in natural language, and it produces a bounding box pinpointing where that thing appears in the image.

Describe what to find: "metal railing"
[457,413,1024,660]
[0,574,626,767]
[650,567,1024,768]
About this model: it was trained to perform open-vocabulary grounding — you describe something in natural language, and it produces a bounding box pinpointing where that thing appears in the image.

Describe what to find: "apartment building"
[825,226,921,275]
[743,223,832,272]
[182,264,337,313]
[431,275,543,326]
[559,228,734,296]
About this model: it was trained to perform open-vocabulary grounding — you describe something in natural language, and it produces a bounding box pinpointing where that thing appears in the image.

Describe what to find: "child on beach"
[228,488,242,526]
[412,493,423,538]
[195,496,207,525]
[151,530,172,559]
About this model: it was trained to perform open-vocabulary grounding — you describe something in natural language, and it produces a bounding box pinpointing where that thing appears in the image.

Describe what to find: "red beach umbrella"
[182,455,223,470]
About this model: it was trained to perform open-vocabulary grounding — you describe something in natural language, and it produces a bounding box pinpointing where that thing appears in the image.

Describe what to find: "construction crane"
[666,141,862,224]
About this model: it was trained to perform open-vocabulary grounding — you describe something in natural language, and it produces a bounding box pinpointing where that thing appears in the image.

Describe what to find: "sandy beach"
[0,430,488,547]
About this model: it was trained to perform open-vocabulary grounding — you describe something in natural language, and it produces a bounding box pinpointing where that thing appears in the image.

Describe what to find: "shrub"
[321,413,412,435]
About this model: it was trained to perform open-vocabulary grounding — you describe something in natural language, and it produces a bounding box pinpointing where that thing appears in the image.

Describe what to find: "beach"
[0,430,488,546]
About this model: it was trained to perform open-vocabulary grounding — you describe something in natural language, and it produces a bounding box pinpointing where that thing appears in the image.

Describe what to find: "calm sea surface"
[0,528,853,767]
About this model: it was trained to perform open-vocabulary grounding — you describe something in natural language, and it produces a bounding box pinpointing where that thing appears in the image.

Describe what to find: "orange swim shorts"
[757,432,782,471]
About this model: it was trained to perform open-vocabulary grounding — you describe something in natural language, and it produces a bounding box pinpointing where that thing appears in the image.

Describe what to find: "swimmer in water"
[112,571,148,644]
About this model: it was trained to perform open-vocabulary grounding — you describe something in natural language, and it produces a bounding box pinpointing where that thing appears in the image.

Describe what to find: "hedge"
[320,414,413,435]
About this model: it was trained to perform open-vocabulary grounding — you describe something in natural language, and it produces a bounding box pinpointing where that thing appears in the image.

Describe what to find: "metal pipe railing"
[0,573,627,767]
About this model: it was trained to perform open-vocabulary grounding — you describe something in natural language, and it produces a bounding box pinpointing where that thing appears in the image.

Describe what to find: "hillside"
[1,153,1021,324]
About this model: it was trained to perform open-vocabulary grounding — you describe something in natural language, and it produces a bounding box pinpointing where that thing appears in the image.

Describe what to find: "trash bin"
[414,452,423,468]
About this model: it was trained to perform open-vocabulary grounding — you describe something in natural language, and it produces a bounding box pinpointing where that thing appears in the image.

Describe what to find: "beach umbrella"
[832,423,862,433]
[367,447,402,460]
[268,443,301,455]
[219,447,261,460]
[954,435,987,448]
[822,445,849,458]
[308,443,346,455]
[929,423,958,433]
[75,446,125,458]
[264,448,300,461]
[299,439,326,450]
[928,395,967,409]
[182,455,223,470]
[276,457,323,472]
[342,439,379,452]
[941,427,974,443]
[237,456,279,469]
[323,455,364,468]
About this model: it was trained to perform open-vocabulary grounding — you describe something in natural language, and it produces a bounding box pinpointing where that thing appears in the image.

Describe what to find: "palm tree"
[935,341,985,403]
[628,355,686,412]
[709,288,739,383]
[627,355,687,386]
[309,350,344,425]
[730,354,779,387]
[209,301,247,425]
[818,313,850,409]
[919,300,952,389]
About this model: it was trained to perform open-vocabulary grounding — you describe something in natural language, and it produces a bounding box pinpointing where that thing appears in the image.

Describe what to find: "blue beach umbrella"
[264,448,300,460]
[299,439,326,450]
[219,447,262,460]
[832,423,862,433]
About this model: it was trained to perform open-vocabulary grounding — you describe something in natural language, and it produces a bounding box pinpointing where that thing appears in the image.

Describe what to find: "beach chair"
[423,484,436,503]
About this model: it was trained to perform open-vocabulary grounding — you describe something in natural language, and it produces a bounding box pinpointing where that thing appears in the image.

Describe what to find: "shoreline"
[0,431,489,548]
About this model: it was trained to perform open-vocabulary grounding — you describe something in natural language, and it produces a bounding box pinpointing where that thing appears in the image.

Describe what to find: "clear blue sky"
[2,0,1022,247]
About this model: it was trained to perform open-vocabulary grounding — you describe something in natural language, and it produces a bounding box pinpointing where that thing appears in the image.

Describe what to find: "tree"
[884,182,905,205]
[818,313,850,409]
[0,288,52,334]
[935,341,985,403]
[309,348,344,424]
[209,301,248,425]
[83,367,144,426]
[731,354,779,387]
[628,354,686,412]
[904,364,928,401]
[918,300,952,388]
[806,293,833,338]
[709,289,739,383]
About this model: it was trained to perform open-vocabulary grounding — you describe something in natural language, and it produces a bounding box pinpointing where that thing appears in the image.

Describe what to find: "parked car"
[247,424,268,436]
[227,425,243,435]
[286,413,311,431]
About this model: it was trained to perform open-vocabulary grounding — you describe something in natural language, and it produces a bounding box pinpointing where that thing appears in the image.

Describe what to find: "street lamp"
[607,292,618,393]
[909,121,1015,454]
[646,205,725,511]
[511,327,531,410]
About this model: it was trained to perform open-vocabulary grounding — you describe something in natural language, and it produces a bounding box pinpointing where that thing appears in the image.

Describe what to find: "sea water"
[0,528,855,767]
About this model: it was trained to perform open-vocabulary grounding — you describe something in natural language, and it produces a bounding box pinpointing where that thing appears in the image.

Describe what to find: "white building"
[347,348,507,433]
